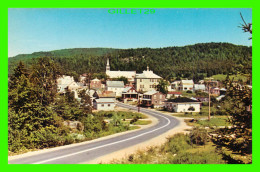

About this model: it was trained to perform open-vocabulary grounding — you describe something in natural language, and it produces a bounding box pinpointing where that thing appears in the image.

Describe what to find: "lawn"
[184,116,231,127]
[211,74,248,82]
[133,120,152,125]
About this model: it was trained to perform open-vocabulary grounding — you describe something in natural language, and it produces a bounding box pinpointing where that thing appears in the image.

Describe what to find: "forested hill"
[8,43,252,80]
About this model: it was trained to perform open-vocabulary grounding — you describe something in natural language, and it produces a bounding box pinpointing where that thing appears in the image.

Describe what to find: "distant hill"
[8,43,252,81]
[9,47,119,60]
[8,48,119,74]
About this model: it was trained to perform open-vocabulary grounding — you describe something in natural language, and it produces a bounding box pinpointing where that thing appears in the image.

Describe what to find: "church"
[105,58,136,85]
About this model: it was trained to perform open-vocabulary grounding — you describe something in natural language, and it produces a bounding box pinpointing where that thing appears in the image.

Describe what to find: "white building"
[179,80,194,91]
[93,98,115,111]
[105,58,136,84]
[106,81,125,97]
[164,97,201,113]
[135,66,162,92]
[168,81,181,91]
[193,84,206,92]
[57,75,75,93]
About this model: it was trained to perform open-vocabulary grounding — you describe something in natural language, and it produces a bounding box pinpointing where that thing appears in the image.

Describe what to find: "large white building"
[135,66,162,92]
[105,58,136,83]
[106,81,125,97]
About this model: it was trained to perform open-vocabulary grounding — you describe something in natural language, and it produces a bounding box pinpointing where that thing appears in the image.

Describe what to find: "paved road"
[9,103,180,164]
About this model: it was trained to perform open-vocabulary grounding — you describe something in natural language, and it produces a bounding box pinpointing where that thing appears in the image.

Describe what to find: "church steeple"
[106,58,110,71]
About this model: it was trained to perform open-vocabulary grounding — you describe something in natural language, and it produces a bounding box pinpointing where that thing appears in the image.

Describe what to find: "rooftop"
[144,90,158,95]
[95,98,115,103]
[106,81,124,87]
[135,67,161,79]
[166,97,200,103]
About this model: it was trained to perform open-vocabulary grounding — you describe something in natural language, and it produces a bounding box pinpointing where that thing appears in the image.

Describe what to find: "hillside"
[8,43,252,80]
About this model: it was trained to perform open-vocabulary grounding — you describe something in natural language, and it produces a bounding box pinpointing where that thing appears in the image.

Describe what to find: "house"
[210,87,220,96]
[193,84,206,92]
[97,90,116,99]
[219,88,227,95]
[122,86,139,103]
[135,66,162,92]
[57,75,81,98]
[142,90,166,108]
[179,80,194,91]
[90,78,102,89]
[57,75,75,93]
[106,81,125,97]
[93,98,115,111]
[105,58,136,85]
[168,81,181,91]
[166,91,182,99]
[164,97,201,113]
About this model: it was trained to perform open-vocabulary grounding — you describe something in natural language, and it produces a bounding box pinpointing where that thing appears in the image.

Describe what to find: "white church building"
[105,58,136,84]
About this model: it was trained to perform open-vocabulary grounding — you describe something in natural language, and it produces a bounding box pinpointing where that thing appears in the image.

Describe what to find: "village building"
[194,96,209,102]
[57,75,75,93]
[179,80,194,91]
[168,80,181,91]
[219,88,227,95]
[105,58,136,85]
[193,84,206,92]
[92,90,116,111]
[122,86,139,103]
[93,98,115,111]
[164,97,201,113]
[135,66,162,92]
[106,81,125,97]
[141,90,166,108]
[210,87,220,96]
[90,78,102,89]
[57,75,81,98]
[166,91,182,99]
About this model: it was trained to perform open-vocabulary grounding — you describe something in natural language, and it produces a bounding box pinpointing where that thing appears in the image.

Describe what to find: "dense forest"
[8,43,252,81]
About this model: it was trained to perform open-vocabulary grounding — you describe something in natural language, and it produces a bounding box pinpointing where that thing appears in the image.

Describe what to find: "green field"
[211,74,248,82]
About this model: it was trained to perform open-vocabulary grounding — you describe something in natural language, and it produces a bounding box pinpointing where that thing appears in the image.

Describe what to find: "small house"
[142,90,166,108]
[164,97,201,113]
[93,98,115,111]
[122,86,139,103]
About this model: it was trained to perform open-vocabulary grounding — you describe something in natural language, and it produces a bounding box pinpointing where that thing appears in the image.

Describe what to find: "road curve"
[8,103,180,164]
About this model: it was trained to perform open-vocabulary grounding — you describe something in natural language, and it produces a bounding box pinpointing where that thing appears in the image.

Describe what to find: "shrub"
[190,127,208,145]
[163,133,191,154]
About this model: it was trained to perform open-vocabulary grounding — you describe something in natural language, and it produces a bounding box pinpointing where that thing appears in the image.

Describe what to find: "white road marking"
[32,104,172,164]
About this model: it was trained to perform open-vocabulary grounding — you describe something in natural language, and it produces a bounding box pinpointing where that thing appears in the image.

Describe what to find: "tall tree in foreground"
[30,57,61,106]
[213,13,252,164]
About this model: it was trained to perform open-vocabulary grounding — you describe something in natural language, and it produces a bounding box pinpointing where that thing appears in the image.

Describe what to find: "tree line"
[8,42,252,82]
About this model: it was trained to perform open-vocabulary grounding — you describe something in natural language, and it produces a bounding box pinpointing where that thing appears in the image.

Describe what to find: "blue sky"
[8,8,252,57]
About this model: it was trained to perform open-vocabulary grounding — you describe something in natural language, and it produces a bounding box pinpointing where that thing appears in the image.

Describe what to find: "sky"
[8,8,252,57]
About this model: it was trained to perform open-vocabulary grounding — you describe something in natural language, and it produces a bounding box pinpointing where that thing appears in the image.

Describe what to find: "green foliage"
[8,43,252,80]
[156,79,169,94]
[168,151,224,164]
[190,127,208,145]
[112,76,128,85]
[112,133,224,164]
[214,79,252,155]
[163,133,192,153]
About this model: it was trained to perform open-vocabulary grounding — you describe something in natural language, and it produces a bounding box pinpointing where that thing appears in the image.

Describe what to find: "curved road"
[8,103,180,164]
